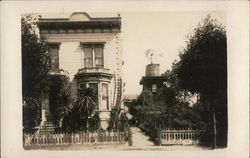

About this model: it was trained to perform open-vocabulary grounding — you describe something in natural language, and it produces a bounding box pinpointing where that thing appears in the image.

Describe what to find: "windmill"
[145,49,164,64]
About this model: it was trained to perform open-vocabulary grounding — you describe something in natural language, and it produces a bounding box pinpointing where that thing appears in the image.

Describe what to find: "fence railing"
[24,131,129,147]
[158,128,203,145]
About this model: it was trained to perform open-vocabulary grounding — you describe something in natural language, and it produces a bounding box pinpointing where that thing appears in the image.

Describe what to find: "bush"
[88,113,100,132]
[108,107,128,131]
[23,97,41,132]
[48,74,72,127]
[60,87,99,132]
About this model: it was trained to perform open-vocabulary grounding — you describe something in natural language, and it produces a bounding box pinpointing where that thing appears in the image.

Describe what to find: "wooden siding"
[43,32,123,107]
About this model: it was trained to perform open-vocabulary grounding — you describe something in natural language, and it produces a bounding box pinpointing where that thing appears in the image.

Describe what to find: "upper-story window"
[48,44,59,71]
[82,44,104,68]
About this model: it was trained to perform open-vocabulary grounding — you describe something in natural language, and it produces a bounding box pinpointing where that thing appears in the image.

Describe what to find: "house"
[123,94,139,104]
[123,94,139,112]
[37,12,123,131]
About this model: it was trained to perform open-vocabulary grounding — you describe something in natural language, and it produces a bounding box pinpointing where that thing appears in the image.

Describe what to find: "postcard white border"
[1,1,249,158]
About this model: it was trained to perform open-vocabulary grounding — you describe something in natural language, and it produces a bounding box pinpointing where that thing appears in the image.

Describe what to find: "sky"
[121,12,226,95]
[41,11,226,95]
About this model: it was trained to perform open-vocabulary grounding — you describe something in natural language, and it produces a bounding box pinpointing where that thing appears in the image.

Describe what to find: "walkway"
[130,127,155,148]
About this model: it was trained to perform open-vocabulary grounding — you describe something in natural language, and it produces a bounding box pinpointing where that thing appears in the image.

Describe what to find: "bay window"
[88,83,99,107]
[101,83,109,110]
[78,82,109,110]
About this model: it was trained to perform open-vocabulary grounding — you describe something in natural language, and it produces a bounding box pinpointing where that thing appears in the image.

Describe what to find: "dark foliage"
[22,14,50,98]
[174,15,227,147]
[61,87,99,132]
[137,89,153,107]
[161,69,203,129]
[23,98,41,132]
[127,100,140,126]
[47,74,72,127]
[108,106,129,131]
[22,14,50,132]
[175,16,227,96]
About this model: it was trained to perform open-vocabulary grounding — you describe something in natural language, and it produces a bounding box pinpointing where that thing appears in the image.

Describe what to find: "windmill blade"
[145,49,154,58]
[145,49,157,63]
[158,52,165,58]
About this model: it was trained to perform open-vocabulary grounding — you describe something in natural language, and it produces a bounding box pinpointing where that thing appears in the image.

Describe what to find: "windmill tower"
[140,49,165,109]
[144,49,164,77]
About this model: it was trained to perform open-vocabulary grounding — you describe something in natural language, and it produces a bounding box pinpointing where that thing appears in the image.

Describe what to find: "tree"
[137,90,153,125]
[22,14,50,131]
[174,15,227,148]
[137,89,153,107]
[127,100,140,126]
[162,69,201,129]
[23,98,41,132]
[62,87,98,132]
[73,87,98,131]
[22,14,50,98]
[108,106,128,131]
[48,74,72,128]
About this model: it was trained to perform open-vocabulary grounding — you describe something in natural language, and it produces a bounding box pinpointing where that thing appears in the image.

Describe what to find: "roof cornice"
[38,12,121,31]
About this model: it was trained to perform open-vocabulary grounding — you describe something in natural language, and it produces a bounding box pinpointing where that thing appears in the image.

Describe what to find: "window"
[82,44,104,68]
[83,45,93,68]
[48,44,59,71]
[79,83,85,90]
[78,82,110,110]
[89,83,99,107]
[152,84,157,93]
[94,44,104,67]
[101,83,109,110]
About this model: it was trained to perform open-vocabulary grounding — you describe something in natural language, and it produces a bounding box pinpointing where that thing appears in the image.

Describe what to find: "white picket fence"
[158,128,203,145]
[24,131,128,147]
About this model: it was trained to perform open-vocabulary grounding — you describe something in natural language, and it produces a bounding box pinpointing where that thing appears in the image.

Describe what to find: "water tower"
[140,49,165,94]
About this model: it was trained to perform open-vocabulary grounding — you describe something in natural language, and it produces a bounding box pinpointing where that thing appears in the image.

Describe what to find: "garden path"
[130,127,155,147]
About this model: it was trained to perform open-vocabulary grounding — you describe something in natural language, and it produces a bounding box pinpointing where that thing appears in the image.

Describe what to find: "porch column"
[41,92,50,122]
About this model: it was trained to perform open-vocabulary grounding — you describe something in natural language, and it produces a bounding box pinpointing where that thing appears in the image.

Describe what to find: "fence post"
[158,127,162,146]
[128,127,132,146]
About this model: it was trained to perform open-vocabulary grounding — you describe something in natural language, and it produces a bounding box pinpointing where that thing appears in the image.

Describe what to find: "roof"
[38,12,121,31]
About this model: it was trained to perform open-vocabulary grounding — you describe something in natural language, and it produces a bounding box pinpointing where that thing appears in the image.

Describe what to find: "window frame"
[78,82,110,111]
[101,83,109,110]
[152,84,157,93]
[78,82,99,110]
[81,43,105,68]
[82,44,93,68]
[48,43,60,71]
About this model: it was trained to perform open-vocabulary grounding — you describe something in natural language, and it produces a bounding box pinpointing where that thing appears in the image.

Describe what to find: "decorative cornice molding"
[38,12,121,33]
[40,27,120,34]
[75,68,113,83]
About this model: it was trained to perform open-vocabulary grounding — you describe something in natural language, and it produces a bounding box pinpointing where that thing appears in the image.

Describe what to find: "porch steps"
[37,121,55,134]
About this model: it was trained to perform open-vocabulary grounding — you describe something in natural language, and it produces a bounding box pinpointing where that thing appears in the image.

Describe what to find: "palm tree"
[57,90,72,128]
[75,87,97,131]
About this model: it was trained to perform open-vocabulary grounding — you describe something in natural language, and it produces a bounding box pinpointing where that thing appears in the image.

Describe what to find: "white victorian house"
[38,12,123,131]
